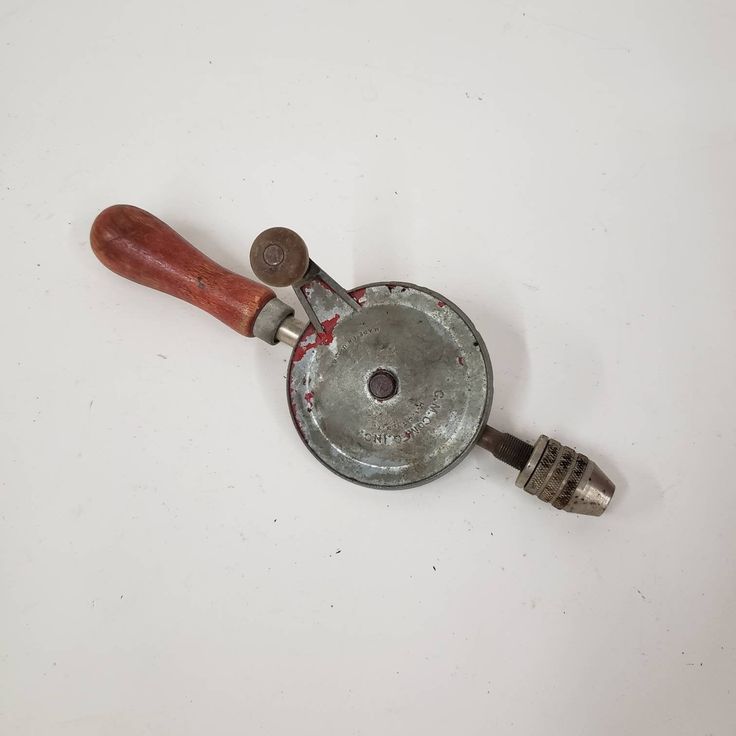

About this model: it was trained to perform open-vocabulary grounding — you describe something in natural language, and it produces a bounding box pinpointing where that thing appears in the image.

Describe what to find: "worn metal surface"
[292,261,362,333]
[287,280,493,488]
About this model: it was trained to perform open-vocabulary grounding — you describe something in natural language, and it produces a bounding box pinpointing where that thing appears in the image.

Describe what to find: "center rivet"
[263,243,285,266]
[368,369,398,400]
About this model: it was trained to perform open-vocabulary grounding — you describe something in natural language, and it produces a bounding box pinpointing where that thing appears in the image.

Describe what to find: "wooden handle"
[90,205,276,337]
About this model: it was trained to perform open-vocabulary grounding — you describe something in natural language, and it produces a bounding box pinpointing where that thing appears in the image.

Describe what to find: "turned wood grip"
[90,205,276,337]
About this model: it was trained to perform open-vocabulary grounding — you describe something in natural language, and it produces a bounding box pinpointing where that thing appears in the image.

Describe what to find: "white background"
[2,1,735,734]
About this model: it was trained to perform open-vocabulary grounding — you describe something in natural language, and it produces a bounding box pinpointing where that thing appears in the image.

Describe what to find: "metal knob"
[250,227,310,287]
[478,427,615,516]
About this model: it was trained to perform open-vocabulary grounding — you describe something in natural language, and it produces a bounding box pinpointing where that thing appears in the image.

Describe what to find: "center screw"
[368,369,398,400]
[263,243,285,266]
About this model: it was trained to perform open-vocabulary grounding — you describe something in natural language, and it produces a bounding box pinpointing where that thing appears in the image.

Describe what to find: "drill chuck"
[479,428,615,516]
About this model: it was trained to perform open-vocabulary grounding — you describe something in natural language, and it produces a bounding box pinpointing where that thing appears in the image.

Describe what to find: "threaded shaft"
[477,426,534,471]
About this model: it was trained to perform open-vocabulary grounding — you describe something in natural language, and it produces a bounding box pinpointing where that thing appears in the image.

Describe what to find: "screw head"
[368,369,398,400]
[263,243,285,266]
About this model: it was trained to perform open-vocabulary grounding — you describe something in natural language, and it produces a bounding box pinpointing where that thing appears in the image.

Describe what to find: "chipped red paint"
[457,356,465,366]
[304,391,314,405]
[292,342,310,362]
[437,300,446,308]
[292,313,341,362]
[318,278,335,293]
[351,287,367,303]
[321,313,341,331]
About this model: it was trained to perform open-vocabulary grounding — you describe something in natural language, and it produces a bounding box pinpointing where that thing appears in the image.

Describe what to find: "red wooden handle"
[90,205,276,337]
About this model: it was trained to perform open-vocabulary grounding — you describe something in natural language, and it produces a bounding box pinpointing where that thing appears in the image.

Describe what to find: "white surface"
[2,1,735,733]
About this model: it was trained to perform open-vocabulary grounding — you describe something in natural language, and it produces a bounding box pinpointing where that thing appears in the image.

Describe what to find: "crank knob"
[250,227,310,288]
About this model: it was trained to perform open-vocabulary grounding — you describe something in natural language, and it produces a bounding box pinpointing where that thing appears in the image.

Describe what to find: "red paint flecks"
[292,313,341,362]
[304,391,314,405]
[318,278,335,293]
[293,343,310,362]
[437,300,446,308]
[457,356,465,366]
[351,287,367,303]
[320,313,340,335]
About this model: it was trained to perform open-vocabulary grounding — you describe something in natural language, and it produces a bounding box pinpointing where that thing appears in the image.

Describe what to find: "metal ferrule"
[252,298,296,345]
[275,315,306,347]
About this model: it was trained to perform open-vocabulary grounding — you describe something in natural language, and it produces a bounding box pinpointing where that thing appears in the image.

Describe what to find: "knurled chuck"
[479,428,615,516]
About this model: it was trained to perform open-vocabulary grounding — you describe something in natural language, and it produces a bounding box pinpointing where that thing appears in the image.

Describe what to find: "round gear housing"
[287,282,493,488]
